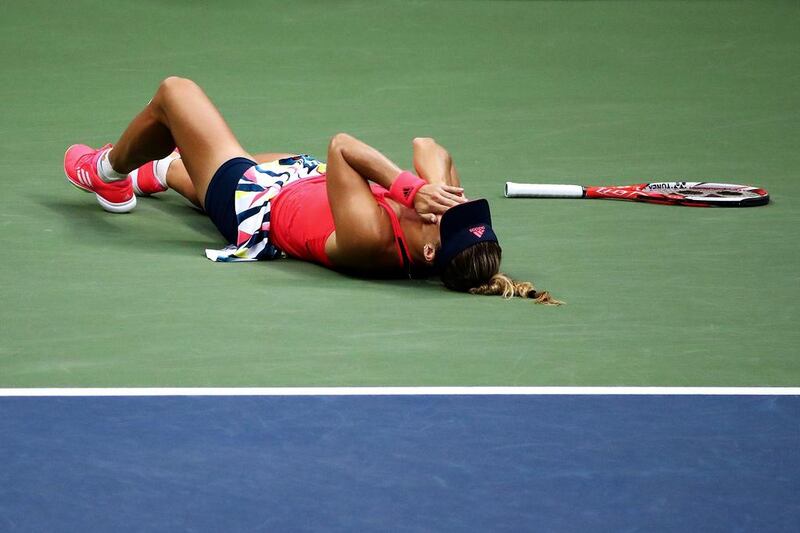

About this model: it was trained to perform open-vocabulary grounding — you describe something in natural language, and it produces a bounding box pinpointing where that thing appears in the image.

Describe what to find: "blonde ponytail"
[439,241,562,305]
[468,273,562,305]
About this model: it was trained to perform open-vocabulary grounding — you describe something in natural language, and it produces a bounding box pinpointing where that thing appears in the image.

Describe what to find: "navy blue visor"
[434,199,498,270]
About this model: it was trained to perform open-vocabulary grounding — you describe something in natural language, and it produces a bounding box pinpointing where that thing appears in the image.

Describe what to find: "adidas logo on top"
[402,186,413,199]
[469,225,486,238]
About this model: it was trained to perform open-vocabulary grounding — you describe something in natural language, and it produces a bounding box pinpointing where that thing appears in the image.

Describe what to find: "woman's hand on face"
[413,183,466,217]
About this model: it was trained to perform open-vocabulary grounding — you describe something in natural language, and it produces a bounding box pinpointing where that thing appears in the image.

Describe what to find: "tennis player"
[64,77,557,303]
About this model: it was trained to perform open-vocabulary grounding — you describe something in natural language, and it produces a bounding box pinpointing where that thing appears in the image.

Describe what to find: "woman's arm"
[412,137,462,188]
[324,133,403,266]
[324,133,464,266]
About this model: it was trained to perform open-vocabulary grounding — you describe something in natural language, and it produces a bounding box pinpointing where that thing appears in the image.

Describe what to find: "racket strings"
[673,189,753,198]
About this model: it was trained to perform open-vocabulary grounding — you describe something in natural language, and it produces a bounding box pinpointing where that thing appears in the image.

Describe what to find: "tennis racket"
[504,181,769,207]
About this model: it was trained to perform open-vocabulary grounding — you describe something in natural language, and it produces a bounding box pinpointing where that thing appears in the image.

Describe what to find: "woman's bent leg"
[162,151,298,208]
[108,76,252,208]
[164,159,201,207]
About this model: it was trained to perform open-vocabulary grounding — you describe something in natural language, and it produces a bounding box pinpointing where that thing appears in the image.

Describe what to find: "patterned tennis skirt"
[205,154,326,262]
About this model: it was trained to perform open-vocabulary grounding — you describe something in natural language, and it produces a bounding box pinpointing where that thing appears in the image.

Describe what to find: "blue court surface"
[1,390,799,532]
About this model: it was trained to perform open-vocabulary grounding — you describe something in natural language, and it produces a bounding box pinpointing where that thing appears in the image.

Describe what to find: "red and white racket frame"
[504,181,769,207]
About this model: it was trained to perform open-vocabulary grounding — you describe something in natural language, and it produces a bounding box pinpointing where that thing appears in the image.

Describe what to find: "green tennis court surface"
[1,0,798,387]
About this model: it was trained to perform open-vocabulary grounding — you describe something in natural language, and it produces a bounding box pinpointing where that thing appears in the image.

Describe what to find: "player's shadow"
[37,194,448,296]
[35,194,222,256]
[140,195,222,240]
[336,266,448,298]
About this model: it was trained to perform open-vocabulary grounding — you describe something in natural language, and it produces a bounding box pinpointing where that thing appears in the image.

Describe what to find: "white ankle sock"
[153,152,181,189]
[97,149,128,182]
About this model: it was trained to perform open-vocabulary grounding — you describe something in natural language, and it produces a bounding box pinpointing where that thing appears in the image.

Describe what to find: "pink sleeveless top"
[270,175,413,269]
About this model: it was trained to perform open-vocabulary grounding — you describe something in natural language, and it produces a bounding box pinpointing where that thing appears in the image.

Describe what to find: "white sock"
[97,149,128,182]
[153,152,181,189]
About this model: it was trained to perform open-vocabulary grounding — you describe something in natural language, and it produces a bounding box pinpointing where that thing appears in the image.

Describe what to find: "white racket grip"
[504,182,585,198]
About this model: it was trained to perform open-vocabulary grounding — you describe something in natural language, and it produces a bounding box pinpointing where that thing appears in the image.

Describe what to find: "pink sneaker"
[130,159,169,196]
[64,144,136,213]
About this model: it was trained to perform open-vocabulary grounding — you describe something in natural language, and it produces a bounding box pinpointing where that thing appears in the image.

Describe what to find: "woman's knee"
[328,132,355,156]
[151,76,200,117]
[159,76,198,94]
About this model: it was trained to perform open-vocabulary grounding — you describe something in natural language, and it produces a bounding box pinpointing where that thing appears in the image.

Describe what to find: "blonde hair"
[440,241,562,305]
[469,273,562,305]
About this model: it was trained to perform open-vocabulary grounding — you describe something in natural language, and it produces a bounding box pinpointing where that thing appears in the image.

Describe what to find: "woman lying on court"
[64,76,558,303]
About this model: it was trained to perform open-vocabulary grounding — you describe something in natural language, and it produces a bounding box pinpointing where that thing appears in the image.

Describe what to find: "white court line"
[0,387,798,396]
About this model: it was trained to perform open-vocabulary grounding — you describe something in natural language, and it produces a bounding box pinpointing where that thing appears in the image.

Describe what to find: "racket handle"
[504,182,585,198]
